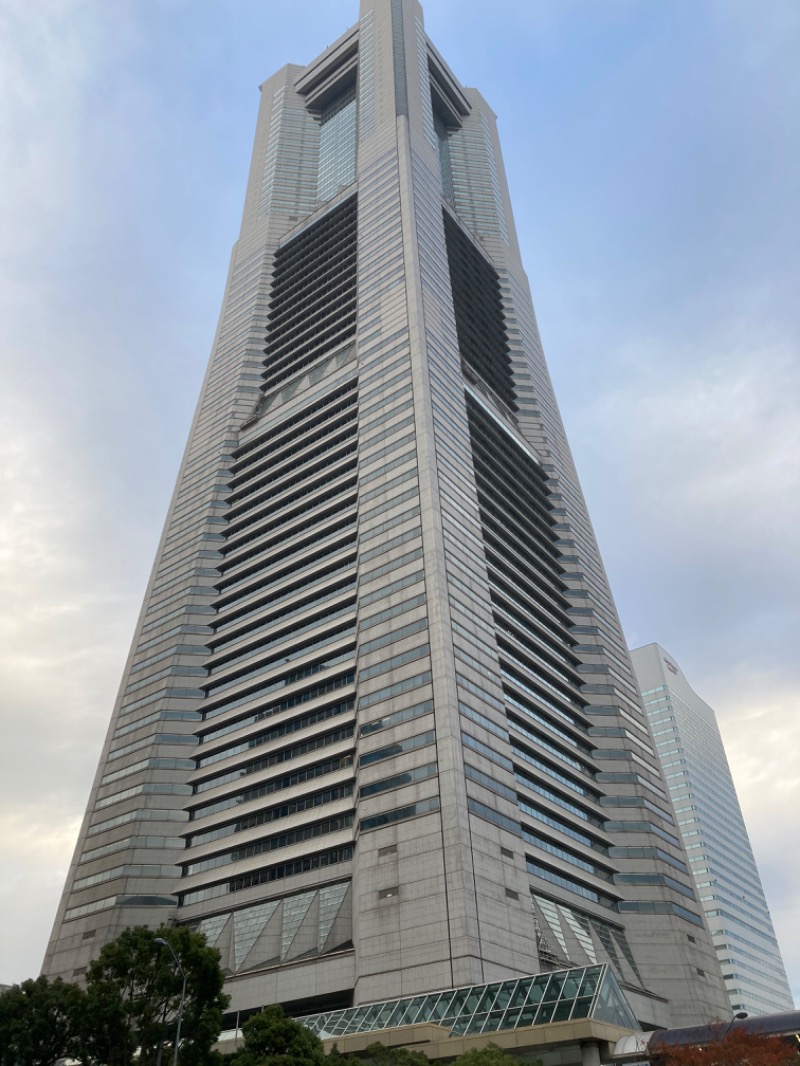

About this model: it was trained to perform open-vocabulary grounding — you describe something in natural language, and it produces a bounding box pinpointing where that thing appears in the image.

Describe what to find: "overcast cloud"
[1,0,797,1005]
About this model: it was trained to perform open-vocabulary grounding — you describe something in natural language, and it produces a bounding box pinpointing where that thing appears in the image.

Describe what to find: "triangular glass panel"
[234,900,279,969]
[559,904,598,963]
[591,966,640,1030]
[319,881,349,946]
[612,928,645,987]
[197,911,230,947]
[535,896,570,959]
[590,918,624,981]
[281,889,315,958]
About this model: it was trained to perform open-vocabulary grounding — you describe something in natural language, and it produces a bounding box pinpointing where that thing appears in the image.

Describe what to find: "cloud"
[570,318,800,655]
[0,807,83,981]
[0,391,137,804]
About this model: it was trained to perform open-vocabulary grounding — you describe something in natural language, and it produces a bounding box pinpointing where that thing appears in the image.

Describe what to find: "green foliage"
[0,925,228,1066]
[320,1040,424,1066]
[0,976,86,1066]
[321,1038,526,1066]
[229,1004,325,1066]
[452,1044,528,1066]
[359,1042,430,1066]
[82,924,229,1066]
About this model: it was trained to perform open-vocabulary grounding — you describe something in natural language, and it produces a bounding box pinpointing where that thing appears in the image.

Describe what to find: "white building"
[631,643,794,1016]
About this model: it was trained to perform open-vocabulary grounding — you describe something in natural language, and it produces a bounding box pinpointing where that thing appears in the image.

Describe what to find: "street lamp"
[720,1012,749,1041]
[154,937,187,1066]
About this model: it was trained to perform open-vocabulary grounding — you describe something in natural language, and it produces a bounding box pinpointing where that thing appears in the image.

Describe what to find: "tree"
[650,1029,799,1066]
[452,1045,529,1066]
[229,1004,326,1066]
[81,924,229,1066]
[0,975,86,1066]
[358,1043,430,1066]
[321,1039,529,1066]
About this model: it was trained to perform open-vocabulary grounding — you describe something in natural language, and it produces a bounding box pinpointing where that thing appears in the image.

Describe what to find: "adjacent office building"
[43,0,731,1034]
[631,645,794,1017]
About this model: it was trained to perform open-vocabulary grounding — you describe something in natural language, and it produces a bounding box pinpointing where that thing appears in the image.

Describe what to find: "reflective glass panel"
[494,981,518,1011]
[376,1003,395,1025]
[573,996,594,1019]
[527,980,546,1006]
[508,979,532,1010]
[536,1001,557,1024]
[477,987,498,1013]
[361,1005,383,1028]
[431,993,454,1020]
[579,966,602,998]
[562,972,582,999]
[416,995,439,1023]
[446,989,471,1017]
[518,1004,539,1027]
[463,988,482,1013]
[552,1000,573,1022]
[385,1002,406,1028]
[543,972,565,1000]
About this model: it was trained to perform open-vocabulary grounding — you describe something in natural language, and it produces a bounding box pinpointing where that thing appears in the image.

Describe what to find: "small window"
[501,847,514,859]
[379,844,398,858]
[379,887,399,900]
[505,888,519,901]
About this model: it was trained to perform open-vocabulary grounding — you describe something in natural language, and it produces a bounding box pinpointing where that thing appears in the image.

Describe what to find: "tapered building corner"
[44,0,731,1032]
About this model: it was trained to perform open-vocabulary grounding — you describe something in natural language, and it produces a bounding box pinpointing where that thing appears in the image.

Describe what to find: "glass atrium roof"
[300,964,640,1040]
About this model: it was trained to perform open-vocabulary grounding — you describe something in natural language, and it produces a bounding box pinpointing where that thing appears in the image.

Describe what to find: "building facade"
[631,643,794,1017]
[43,0,730,1030]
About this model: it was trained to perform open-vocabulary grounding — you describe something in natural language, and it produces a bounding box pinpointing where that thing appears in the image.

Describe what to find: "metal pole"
[172,968,187,1066]
[154,937,187,1066]
[720,1012,749,1041]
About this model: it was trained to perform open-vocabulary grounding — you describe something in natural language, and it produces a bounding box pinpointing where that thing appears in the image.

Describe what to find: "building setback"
[43,0,731,1030]
[631,643,794,1017]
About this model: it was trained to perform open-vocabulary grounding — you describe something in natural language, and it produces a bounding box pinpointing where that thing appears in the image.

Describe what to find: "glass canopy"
[300,964,639,1040]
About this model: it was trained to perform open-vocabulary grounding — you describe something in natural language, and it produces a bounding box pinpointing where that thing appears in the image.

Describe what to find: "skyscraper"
[631,643,794,1017]
[43,0,730,1030]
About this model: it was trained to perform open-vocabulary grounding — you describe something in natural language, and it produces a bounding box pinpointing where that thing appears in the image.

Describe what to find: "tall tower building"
[631,644,794,1017]
[43,0,730,1030]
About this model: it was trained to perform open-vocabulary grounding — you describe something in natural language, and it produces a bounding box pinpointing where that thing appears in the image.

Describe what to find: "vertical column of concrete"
[352,0,449,1003]
[398,7,543,985]
[391,0,489,991]
[351,0,541,1005]
[352,0,470,1001]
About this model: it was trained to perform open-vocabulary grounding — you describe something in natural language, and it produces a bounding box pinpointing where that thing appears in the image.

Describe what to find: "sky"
[0,0,798,1006]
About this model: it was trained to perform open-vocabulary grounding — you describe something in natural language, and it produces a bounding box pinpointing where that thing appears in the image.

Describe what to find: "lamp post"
[720,1012,749,1041]
[154,937,187,1066]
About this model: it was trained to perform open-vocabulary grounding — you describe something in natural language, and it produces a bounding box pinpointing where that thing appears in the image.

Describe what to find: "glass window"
[317,87,356,202]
